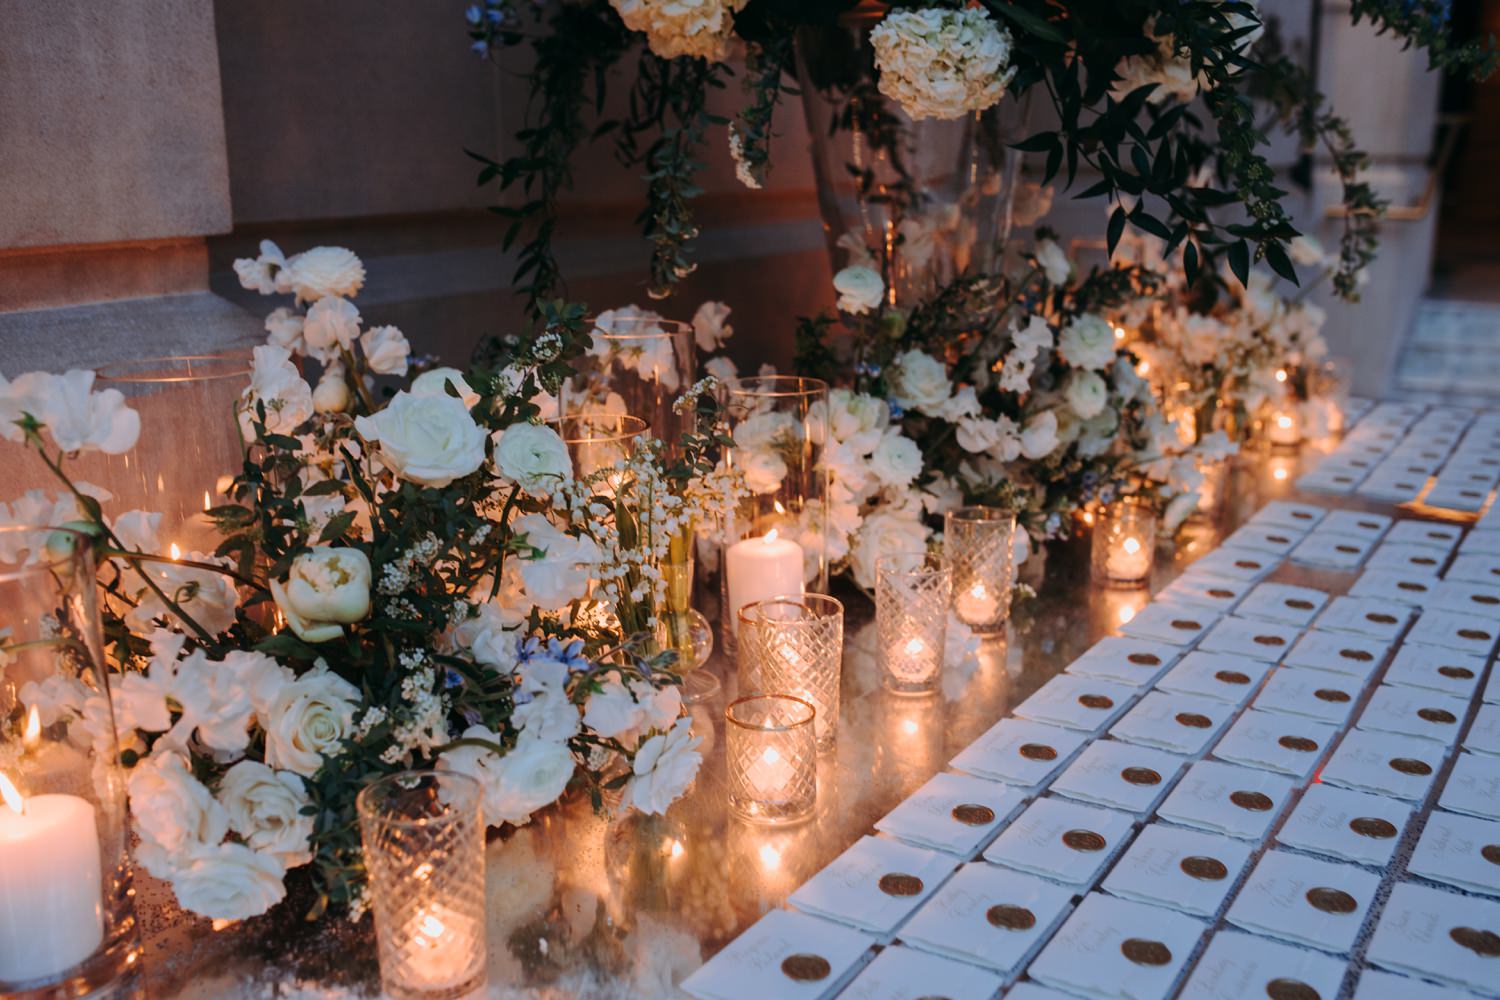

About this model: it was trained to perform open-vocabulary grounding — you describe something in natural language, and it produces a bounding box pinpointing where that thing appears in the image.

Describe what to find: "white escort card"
[1108,691,1234,755]
[1100,823,1251,917]
[1353,968,1476,1000]
[1311,595,1413,641]
[1013,675,1138,733]
[1444,551,1500,586]
[1355,685,1468,745]
[1295,466,1363,495]
[1027,893,1205,1000]
[1459,527,1500,555]
[1405,608,1500,656]
[982,797,1133,887]
[1429,577,1500,619]
[1178,929,1348,1000]
[1195,616,1301,662]
[1156,759,1294,840]
[1381,643,1484,698]
[1464,703,1500,757]
[1251,669,1359,727]
[838,945,1004,1000]
[1211,710,1339,781]
[1319,510,1393,541]
[1064,636,1182,687]
[1222,523,1302,556]
[788,836,954,935]
[1157,574,1248,614]
[1281,629,1389,681]
[896,862,1074,975]
[1182,547,1281,583]
[1232,583,1329,627]
[1289,531,1376,571]
[1274,783,1411,867]
[950,718,1088,789]
[1440,751,1500,821]
[1155,651,1270,706]
[1005,985,1078,1000]
[680,908,873,1000]
[1385,519,1464,551]
[1406,809,1500,897]
[874,772,1028,856]
[1366,881,1500,994]
[1319,729,1447,802]
[1116,602,1220,646]
[1246,500,1326,531]
[1347,568,1437,607]
[1225,849,1379,953]
[1361,541,1448,577]
[1488,668,1500,705]
[1049,740,1186,816]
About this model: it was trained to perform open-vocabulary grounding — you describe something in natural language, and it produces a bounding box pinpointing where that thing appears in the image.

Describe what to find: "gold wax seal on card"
[1460,628,1492,641]
[1348,817,1398,839]
[1366,612,1398,625]
[1293,511,1314,519]
[986,903,1036,930]
[1120,938,1173,966]
[878,873,924,897]
[1279,735,1319,752]
[1235,559,1263,570]
[781,954,832,981]
[1127,652,1162,665]
[1398,581,1429,592]
[1230,790,1274,811]
[1078,694,1115,709]
[1176,712,1212,728]
[1389,757,1433,776]
[1215,670,1251,685]
[1340,648,1374,662]
[1285,598,1315,610]
[1314,688,1351,703]
[1121,767,1161,785]
[1358,520,1381,530]
[1019,742,1057,761]
[1254,634,1287,647]
[1265,978,1322,1000]
[951,803,995,826]
[1171,619,1203,631]
[1418,707,1457,724]
[1481,844,1500,866]
[1062,829,1106,852]
[1305,887,1358,914]
[1450,926,1500,957]
[1180,855,1228,881]
[1411,556,1438,566]
[1475,594,1500,606]
[1440,665,1476,679]
[1267,534,1291,544]
[1208,588,1236,599]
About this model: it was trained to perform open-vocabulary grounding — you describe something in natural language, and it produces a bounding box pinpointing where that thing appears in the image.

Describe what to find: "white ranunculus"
[410,367,481,409]
[1056,314,1118,370]
[888,349,952,416]
[264,307,306,354]
[850,509,931,590]
[1035,239,1072,285]
[301,296,361,363]
[355,390,487,487]
[21,369,142,455]
[284,246,365,303]
[512,514,599,610]
[870,7,1016,120]
[494,423,572,496]
[218,760,314,868]
[621,717,702,815]
[833,266,885,315]
[512,691,581,744]
[869,430,923,488]
[1064,370,1109,420]
[240,345,313,438]
[128,751,230,880]
[361,325,410,376]
[450,602,519,674]
[169,842,286,921]
[691,300,733,352]
[263,666,361,777]
[232,240,289,295]
[1019,410,1060,460]
[271,547,371,644]
[312,369,350,414]
[438,726,576,827]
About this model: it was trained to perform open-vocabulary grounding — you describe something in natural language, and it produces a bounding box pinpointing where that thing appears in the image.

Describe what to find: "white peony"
[870,7,1016,120]
[169,842,286,921]
[833,266,885,315]
[361,325,411,376]
[1064,369,1109,420]
[438,726,577,827]
[355,390,487,487]
[1035,239,1072,285]
[240,345,313,437]
[410,367,481,409]
[10,369,141,455]
[1056,314,1118,370]
[128,751,230,880]
[263,666,361,777]
[608,0,748,62]
[888,349,952,416]
[869,430,923,488]
[1019,410,1060,460]
[233,240,290,295]
[493,423,573,496]
[218,761,314,868]
[512,514,599,610]
[620,717,702,815]
[283,246,365,303]
[691,300,733,353]
[301,296,361,362]
[271,547,371,644]
[850,509,931,590]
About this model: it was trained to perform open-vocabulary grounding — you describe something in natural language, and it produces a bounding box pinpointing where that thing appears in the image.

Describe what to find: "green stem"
[99,548,267,593]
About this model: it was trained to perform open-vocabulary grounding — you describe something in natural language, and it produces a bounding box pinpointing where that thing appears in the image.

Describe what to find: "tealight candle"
[942,506,1017,634]
[1267,408,1302,446]
[1107,535,1151,580]
[1091,500,1158,587]
[726,695,816,824]
[401,903,483,994]
[738,596,844,753]
[724,530,804,636]
[875,552,951,695]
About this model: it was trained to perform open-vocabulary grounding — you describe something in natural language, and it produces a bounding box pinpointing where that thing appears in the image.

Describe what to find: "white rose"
[869,430,922,488]
[826,388,889,449]
[494,423,573,496]
[218,761,314,868]
[271,547,371,644]
[410,367,481,409]
[301,296,361,363]
[438,726,576,827]
[692,300,733,352]
[621,717,702,815]
[284,246,365,303]
[833,266,885,315]
[128,752,229,880]
[888,349,952,416]
[850,510,931,590]
[1035,239,1072,285]
[1056,314,1117,370]
[263,666,361,777]
[1064,370,1109,420]
[361,325,411,376]
[264,307,306,354]
[1019,410,1060,459]
[240,345,313,438]
[312,370,350,414]
[513,514,599,610]
[169,842,287,921]
[355,390,487,487]
[705,355,738,383]
[740,449,789,495]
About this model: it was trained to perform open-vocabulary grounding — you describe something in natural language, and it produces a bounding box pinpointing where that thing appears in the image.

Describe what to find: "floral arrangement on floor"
[1,244,735,923]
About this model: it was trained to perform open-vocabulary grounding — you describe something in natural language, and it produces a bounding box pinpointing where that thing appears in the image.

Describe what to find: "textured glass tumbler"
[738,595,844,753]
[1090,500,1158,588]
[726,695,817,824]
[357,771,487,1000]
[943,507,1016,634]
[876,551,951,695]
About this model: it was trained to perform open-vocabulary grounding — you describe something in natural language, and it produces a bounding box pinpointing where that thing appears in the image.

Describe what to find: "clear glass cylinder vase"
[562,317,696,455]
[0,525,140,998]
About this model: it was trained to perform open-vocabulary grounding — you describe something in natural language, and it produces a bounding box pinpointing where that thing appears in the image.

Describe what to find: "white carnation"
[691,301,733,353]
[128,751,229,880]
[301,296,361,362]
[870,7,1016,121]
[620,717,702,815]
[512,514,599,610]
[239,345,313,438]
[438,725,576,828]
[284,246,365,303]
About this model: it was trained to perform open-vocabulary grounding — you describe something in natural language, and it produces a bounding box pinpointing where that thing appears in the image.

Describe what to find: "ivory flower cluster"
[608,0,748,62]
[870,7,1017,121]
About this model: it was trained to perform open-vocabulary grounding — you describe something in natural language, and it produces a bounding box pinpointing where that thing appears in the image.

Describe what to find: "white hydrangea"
[608,0,747,62]
[870,7,1016,121]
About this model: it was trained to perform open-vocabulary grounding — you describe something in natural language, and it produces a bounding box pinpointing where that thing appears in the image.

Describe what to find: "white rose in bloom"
[361,325,411,376]
[621,717,702,816]
[870,7,1016,121]
[826,388,889,449]
[128,751,230,880]
[888,349,952,416]
[264,666,360,777]
[232,240,289,295]
[850,509,931,590]
[608,0,747,62]
[301,296,361,362]
[1019,409,1060,460]
[312,369,350,414]
[15,369,142,455]
[355,390,487,487]
[740,449,789,495]
[284,246,365,303]
[1035,239,1072,285]
[1065,370,1109,420]
[870,430,922,489]
[410,366,481,409]
[1056,314,1117,370]
[240,345,313,438]
[1013,315,1055,356]
[451,603,519,674]
[271,547,371,644]
[264,307,306,354]
[512,514,599,610]
[170,842,286,922]
[833,266,885,315]
[513,691,581,744]
[218,760,314,867]
[692,300,733,353]
[439,725,576,827]
[494,423,572,497]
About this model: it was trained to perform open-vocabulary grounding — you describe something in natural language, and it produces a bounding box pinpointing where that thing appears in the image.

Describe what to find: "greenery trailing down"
[728,33,797,189]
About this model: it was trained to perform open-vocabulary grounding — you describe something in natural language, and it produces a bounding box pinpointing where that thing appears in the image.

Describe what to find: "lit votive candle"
[1091,501,1158,588]
[1267,408,1302,446]
[725,530,804,636]
[725,695,816,824]
[876,552,951,695]
[1107,536,1151,580]
[737,596,844,753]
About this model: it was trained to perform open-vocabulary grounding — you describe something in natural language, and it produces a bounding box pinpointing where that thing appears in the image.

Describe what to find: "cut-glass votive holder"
[738,595,844,753]
[942,506,1016,634]
[875,551,951,696]
[357,771,487,1000]
[725,694,817,825]
[1090,499,1158,588]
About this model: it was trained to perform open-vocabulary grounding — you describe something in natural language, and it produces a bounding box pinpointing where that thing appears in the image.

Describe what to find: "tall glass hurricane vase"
[562,317,696,455]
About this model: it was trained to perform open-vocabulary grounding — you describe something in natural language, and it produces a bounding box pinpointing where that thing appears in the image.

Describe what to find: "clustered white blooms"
[608,0,748,62]
[569,302,737,417]
[870,7,1017,121]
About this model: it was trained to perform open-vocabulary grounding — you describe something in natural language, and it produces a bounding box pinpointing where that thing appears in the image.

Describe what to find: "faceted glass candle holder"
[357,771,487,1000]
[876,551,951,695]
[1090,500,1158,588]
[738,595,844,753]
[726,695,817,825]
[942,506,1016,634]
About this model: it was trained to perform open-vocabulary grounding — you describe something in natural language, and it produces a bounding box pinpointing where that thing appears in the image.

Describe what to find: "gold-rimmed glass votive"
[725,694,817,824]
[875,550,951,695]
[942,506,1016,634]
[738,595,844,753]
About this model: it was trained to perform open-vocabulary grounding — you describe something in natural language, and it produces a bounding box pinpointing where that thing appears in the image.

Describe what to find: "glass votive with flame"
[1090,499,1158,588]
[942,506,1017,635]
[725,695,817,825]
[738,595,844,753]
[875,551,951,695]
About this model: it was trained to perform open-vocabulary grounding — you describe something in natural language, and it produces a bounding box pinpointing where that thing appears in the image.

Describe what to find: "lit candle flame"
[764,528,779,544]
[23,706,40,750]
[1273,467,1289,481]
[902,719,919,735]
[1113,326,1126,341]
[1123,537,1141,555]
[1137,361,1150,376]
[169,543,181,561]
[759,844,782,870]
[1276,414,1294,430]
[0,773,24,816]
[203,491,211,511]
[1275,369,1288,383]
[761,747,781,766]
[773,501,786,516]
[415,912,446,945]
[1118,605,1136,625]
[904,638,926,656]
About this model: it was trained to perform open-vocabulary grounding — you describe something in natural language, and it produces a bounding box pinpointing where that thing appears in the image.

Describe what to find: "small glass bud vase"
[357,771,487,1000]
[1091,499,1158,588]
[725,694,817,825]
[657,543,718,704]
[0,525,141,998]
[942,506,1017,635]
[875,551,951,696]
[737,595,844,753]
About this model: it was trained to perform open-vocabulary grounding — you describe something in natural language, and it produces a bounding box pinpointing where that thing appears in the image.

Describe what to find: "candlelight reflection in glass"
[358,771,487,1000]
[551,413,650,480]
[1266,406,1303,447]
[738,595,844,753]
[725,695,817,824]
[876,551,951,695]
[1090,500,1157,587]
[942,506,1016,634]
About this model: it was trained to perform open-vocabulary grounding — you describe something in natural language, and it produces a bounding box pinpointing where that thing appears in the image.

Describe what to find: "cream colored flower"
[609,0,747,62]
[354,390,487,487]
[284,246,365,303]
[271,547,371,643]
[871,7,1016,121]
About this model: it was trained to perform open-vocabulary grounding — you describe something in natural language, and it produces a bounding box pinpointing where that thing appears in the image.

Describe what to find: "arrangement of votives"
[1091,498,1159,587]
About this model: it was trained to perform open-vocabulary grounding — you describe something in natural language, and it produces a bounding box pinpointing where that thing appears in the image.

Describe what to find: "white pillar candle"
[0,777,103,984]
[725,531,804,635]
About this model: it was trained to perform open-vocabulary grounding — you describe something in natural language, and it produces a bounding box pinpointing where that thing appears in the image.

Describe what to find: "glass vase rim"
[875,549,947,576]
[0,524,93,581]
[725,693,816,733]
[586,315,693,339]
[724,375,829,399]
[1106,495,1161,516]
[96,351,253,384]
[945,505,1018,524]
[738,593,844,627]
[355,768,482,829]
[548,413,652,445]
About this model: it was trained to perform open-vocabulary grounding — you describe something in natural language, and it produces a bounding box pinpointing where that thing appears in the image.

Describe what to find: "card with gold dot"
[680,907,873,1000]
[1318,729,1447,803]
[1355,685,1469,746]
[950,718,1087,789]
[897,862,1074,975]
[982,796,1133,888]
[836,944,1004,1000]
[1275,783,1411,867]
[1027,893,1205,1000]
[1179,929,1347,1000]
[1156,651,1272,707]
[1156,759,1295,841]
[788,835,955,935]
[1407,810,1500,898]
[1210,709,1340,782]
[1366,882,1500,994]
[1226,850,1378,953]
[1101,822,1251,918]
[1108,690,1234,756]
[1049,739,1186,816]
[1382,644,1484,698]
[874,771,1027,857]
[1233,582,1330,627]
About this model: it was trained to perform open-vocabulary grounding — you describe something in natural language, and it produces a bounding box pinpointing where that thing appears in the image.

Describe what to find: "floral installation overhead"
[0,243,741,924]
